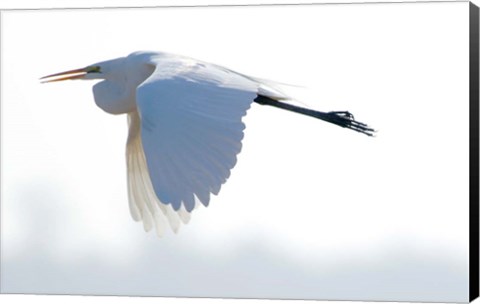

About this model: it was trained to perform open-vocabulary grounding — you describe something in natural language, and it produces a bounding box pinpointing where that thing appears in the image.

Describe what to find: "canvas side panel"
[470,2,479,302]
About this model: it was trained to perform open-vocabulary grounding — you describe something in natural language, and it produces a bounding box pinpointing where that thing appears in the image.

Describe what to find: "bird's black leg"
[253,95,375,136]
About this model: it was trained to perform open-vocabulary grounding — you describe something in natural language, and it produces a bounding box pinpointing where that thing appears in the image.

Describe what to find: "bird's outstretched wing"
[127,59,258,235]
[126,111,192,236]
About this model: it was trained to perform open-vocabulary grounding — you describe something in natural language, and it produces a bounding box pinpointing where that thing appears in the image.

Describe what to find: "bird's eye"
[87,66,101,73]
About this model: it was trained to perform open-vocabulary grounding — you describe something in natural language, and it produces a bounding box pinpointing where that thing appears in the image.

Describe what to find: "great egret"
[41,51,374,236]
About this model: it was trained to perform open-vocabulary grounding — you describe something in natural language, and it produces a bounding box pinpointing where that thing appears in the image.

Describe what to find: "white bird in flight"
[41,51,374,236]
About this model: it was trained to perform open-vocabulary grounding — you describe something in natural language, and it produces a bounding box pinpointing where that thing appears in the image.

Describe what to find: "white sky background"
[0,2,472,302]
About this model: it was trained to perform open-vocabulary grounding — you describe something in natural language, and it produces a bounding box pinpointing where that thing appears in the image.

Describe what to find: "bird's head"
[40,58,125,83]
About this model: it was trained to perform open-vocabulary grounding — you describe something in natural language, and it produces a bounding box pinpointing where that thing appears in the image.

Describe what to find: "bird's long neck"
[93,79,135,114]
[93,60,155,115]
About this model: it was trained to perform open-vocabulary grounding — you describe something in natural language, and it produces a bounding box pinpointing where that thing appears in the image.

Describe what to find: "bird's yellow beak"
[40,67,88,83]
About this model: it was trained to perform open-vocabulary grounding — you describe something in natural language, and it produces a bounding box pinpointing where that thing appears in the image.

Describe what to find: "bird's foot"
[328,111,355,120]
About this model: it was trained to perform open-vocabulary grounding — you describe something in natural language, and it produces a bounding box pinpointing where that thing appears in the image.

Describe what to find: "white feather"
[136,54,259,215]
[127,111,191,235]
[110,52,278,236]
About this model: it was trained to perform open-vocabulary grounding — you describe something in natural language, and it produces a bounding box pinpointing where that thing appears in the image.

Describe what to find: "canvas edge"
[470,1,480,302]
[0,9,4,295]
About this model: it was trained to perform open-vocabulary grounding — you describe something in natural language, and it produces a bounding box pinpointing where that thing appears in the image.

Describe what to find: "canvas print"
[1,2,478,302]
